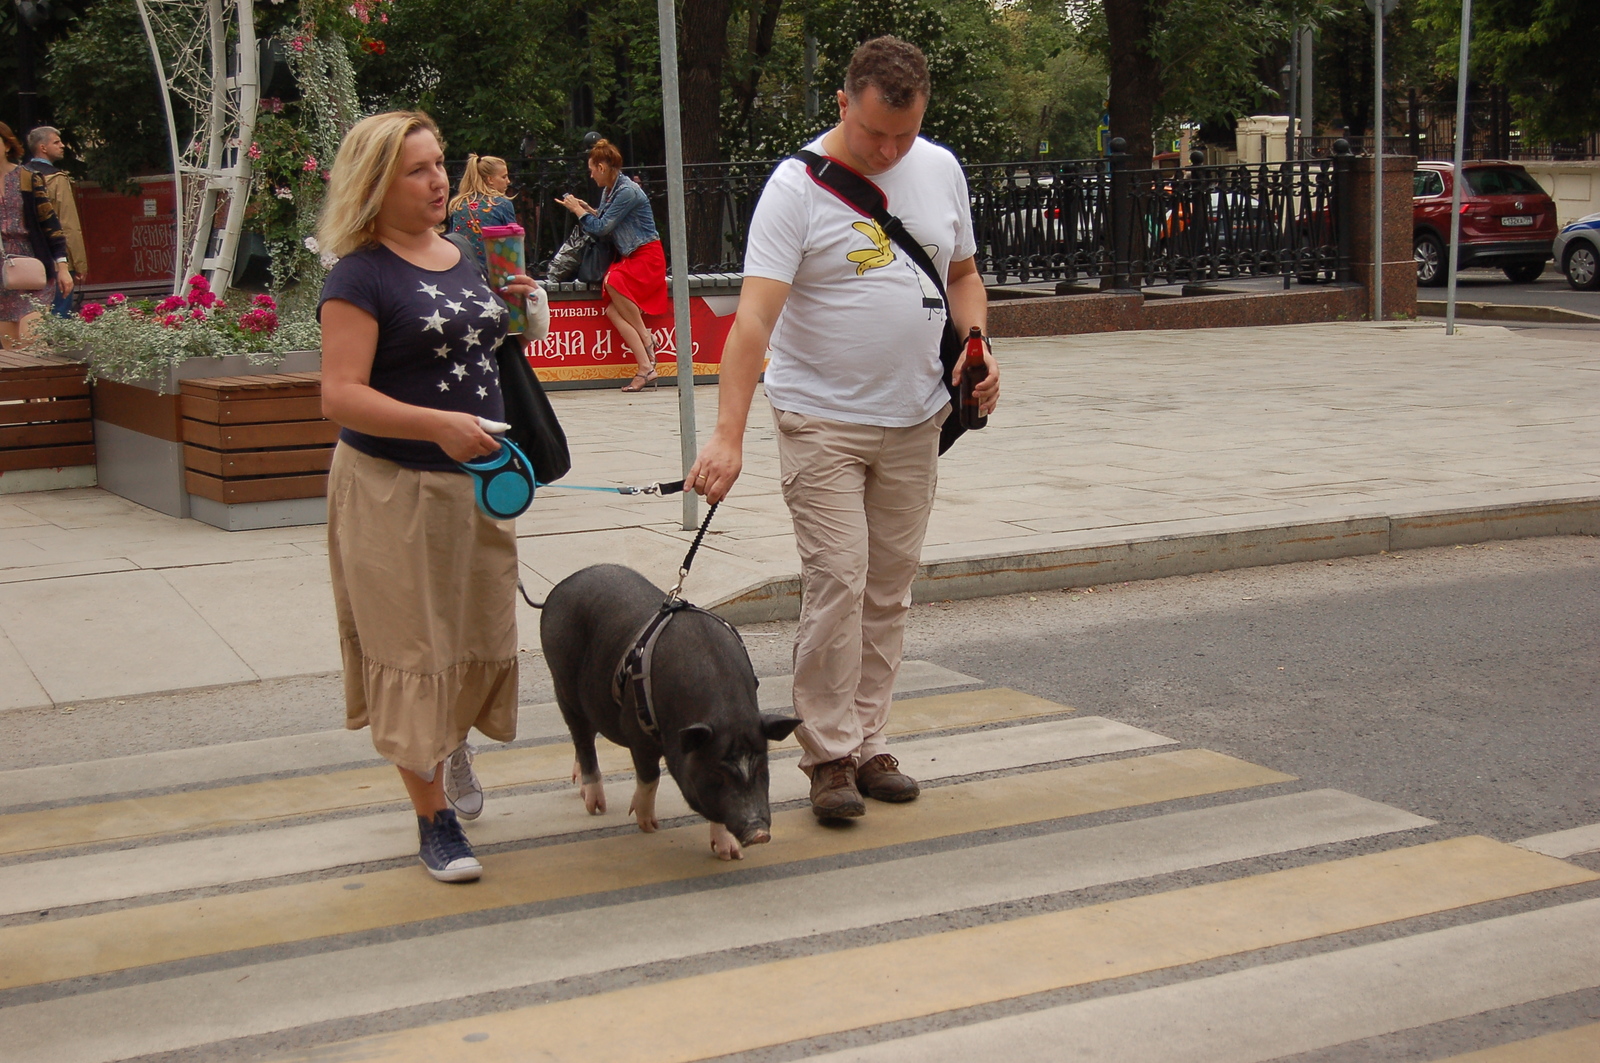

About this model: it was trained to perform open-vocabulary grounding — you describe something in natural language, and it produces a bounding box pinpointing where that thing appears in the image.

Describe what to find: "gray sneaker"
[442,741,484,820]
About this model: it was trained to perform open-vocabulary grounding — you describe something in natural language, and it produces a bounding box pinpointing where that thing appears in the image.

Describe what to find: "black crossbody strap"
[794,149,953,312]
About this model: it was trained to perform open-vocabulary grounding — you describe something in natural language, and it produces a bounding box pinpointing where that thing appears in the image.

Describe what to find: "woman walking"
[317,111,539,883]
[448,153,517,272]
[0,121,71,347]
[557,139,668,392]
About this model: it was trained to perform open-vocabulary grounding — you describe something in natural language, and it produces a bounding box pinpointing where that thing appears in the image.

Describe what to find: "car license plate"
[1501,215,1534,227]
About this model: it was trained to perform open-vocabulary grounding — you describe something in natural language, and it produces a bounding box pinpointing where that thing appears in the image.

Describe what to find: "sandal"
[620,370,658,393]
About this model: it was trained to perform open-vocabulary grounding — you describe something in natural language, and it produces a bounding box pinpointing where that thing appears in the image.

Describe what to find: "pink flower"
[247,142,262,160]
[302,155,319,173]
[190,307,208,321]
[156,295,184,312]
[187,274,211,291]
[106,293,127,306]
[160,313,182,328]
[186,287,218,308]
[290,36,307,52]
[80,302,105,322]
[252,293,277,309]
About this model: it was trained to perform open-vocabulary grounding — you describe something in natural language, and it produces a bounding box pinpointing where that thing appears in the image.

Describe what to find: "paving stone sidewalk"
[0,320,1595,711]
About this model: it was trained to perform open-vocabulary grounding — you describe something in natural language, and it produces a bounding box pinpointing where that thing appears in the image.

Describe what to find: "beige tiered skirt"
[327,443,519,776]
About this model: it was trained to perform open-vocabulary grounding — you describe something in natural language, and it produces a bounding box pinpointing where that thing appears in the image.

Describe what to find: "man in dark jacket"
[25,127,87,317]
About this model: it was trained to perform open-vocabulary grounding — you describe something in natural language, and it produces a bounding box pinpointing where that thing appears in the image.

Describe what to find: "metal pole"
[1300,28,1314,152]
[1373,0,1384,322]
[136,0,188,297]
[1445,0,1472,336]
[656,0,699,530]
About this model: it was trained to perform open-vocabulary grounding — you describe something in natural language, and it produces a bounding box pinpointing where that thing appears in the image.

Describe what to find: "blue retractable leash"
[459,418,537,520]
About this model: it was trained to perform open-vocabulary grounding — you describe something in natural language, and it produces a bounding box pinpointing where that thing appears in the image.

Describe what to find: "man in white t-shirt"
[687,36,1000,820]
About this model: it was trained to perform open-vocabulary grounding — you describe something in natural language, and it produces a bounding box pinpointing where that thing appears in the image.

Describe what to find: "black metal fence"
[480,145,1352,289]
[970,148,1351,287]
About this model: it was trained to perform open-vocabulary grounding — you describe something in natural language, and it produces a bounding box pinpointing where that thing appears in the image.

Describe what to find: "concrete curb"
[710,497,1600,625]
[1415,300,1600,325]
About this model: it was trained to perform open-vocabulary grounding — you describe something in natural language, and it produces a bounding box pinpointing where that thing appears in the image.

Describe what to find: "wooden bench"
[0,350,94,475]
[180,372,336,505]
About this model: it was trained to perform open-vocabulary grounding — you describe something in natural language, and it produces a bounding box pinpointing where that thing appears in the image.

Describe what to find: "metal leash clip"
[618,481,663,496]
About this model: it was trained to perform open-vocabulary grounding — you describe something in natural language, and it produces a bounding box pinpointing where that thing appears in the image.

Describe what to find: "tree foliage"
[1414,0,1600,144]
[39,2,178,192]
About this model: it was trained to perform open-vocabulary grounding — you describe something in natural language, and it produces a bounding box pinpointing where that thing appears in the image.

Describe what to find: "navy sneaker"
[417,808,482,882]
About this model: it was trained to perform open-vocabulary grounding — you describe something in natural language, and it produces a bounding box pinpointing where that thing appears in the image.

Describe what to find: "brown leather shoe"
[856,753,920,802]
[808,757,866,820]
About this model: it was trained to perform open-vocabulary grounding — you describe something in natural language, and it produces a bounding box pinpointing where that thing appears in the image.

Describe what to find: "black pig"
[539,564,801,859]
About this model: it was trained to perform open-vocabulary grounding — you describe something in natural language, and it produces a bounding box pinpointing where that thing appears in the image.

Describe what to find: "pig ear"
[759,714,803,742]
[679,723,715,752]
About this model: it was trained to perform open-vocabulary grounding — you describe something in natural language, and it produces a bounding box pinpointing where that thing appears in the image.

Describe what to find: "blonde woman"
[448,153,517,271]
[0,121,71,347]
[318,111,539,883]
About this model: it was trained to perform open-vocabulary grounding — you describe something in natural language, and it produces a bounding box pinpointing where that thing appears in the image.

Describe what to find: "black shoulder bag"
[794,149,969,455]
[444,232,571,484]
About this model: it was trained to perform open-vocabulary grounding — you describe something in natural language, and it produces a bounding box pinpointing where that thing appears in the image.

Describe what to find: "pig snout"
[739,825,772,846]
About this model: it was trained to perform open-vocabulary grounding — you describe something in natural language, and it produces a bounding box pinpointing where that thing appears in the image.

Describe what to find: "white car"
[1553,210,1600,291]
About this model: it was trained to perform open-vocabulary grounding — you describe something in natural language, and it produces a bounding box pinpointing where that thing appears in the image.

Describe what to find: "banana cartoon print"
[847,220,896,274]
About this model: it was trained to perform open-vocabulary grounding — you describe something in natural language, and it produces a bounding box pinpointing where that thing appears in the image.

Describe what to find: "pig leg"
[568,729,606,816]
[708,822,743,861]
[627,746,662,832]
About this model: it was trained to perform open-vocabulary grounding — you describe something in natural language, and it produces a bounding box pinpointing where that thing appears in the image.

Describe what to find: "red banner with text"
[528,293,739,385]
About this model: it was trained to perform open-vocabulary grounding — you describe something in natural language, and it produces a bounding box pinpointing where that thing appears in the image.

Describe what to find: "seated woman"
[557,139,668,392]
[448,153,517,272]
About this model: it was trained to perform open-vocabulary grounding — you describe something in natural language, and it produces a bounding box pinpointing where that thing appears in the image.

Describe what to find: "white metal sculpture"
[136,0,258,295]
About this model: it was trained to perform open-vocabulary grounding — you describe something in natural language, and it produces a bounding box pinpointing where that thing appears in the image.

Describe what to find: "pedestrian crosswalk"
[1,662,1595,1063]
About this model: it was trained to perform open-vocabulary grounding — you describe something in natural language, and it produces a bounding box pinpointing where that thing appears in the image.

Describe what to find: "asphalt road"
[870,535,1600,846]
[1418,266,1600,314]
[7,536,1599,1063]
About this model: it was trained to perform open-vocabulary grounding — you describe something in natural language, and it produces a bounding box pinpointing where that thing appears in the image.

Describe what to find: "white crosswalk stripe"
[1,661,1593,1063]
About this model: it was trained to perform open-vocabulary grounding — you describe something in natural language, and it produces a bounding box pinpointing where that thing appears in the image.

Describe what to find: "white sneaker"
[442,741,484,820]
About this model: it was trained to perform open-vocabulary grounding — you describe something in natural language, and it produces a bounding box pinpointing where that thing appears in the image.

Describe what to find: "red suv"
[1412,161,1557,286]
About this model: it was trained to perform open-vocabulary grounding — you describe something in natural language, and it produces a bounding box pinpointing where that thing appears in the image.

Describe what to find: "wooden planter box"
[91,351,321,522]
[180,371,335,529]
[0,351,96,494]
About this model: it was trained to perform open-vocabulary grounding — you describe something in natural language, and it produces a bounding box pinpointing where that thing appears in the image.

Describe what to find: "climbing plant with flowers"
[30,276,321,388]
[246,0,383,299]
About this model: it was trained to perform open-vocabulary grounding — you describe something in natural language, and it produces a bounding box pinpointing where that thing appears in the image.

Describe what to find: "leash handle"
[667,500,718,601]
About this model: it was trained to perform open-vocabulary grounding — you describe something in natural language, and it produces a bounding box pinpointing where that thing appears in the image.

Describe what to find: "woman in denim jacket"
[558,139,668,391]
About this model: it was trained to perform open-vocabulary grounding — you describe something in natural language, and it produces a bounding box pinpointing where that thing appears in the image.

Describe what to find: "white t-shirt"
[743,136,975,427]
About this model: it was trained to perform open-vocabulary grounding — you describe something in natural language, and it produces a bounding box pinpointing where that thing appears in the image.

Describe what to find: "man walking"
[687,36,999,820]
[25,127,87,317]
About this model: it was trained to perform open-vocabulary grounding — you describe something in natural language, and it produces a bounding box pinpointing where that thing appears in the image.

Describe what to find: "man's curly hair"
[844,36,930,110]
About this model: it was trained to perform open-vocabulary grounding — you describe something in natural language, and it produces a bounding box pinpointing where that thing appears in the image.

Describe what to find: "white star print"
[444,300,465,315]
[450,363,468,380]
[460,288,476,299]
[437,380,450,392]
[475,299,505,320]
[418,282,443,298]
[420,310,446,333]
[477,354,495,372]
[462,327,482,349]
[433,344,451,359]
[476,386,488,399]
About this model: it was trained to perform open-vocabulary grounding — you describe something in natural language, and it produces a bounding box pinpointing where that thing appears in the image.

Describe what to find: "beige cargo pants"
[772,405,945,771]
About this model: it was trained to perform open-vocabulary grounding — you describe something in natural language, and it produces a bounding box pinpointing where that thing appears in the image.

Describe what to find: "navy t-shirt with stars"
[318,241,510,471]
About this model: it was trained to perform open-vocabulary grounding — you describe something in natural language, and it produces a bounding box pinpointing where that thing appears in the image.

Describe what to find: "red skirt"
[603,239,670,316]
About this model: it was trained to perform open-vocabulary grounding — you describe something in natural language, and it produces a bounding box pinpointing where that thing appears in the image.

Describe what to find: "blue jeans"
[51,283,73,318]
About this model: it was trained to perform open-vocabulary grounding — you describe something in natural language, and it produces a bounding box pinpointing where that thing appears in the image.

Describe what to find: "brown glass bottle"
[958,326,988,431]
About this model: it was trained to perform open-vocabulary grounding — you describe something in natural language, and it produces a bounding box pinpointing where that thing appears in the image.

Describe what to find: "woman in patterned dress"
[0,122,72,347]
